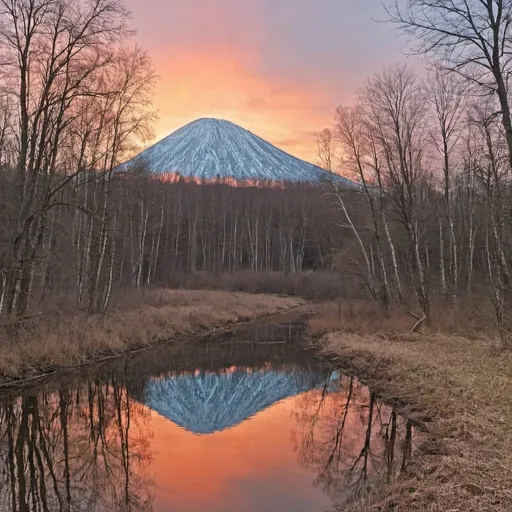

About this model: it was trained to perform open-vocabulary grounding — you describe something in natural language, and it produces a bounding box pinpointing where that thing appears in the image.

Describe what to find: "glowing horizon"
[125,0,407,163]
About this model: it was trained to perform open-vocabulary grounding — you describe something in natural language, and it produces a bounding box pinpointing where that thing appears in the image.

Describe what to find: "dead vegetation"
[309,299,494,338]
[0,289,304,384]
[313,303,512,511]
[166,270,341,300]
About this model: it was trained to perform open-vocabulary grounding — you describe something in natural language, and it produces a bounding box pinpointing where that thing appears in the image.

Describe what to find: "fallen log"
[408,310,427,333]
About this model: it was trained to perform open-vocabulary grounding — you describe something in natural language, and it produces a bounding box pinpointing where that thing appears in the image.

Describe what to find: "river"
[0,313,417,511]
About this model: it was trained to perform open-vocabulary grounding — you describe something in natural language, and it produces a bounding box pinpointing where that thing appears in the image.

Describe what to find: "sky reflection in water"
[0,326,415,512]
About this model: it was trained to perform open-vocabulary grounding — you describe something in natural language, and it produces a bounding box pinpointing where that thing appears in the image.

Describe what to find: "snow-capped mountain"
[122,118,353,184]
[143,365,339,435]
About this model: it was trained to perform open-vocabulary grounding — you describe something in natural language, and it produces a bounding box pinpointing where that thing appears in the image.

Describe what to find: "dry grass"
[167,270,341,300]
[0,289,304,383]
[309,301,416,336]
[309,299,494,338]
[316,324,512,510]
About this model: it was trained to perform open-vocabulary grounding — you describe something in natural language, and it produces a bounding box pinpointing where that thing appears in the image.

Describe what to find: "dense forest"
[1,0,512,340]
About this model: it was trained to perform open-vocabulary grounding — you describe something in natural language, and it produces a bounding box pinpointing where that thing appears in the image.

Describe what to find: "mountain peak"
[189,117,235,125]
[175,117,237,131]
[123,118,354,185]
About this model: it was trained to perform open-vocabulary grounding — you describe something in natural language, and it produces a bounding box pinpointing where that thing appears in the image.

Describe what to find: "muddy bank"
[0,290,306,388]
[318,331,512,512]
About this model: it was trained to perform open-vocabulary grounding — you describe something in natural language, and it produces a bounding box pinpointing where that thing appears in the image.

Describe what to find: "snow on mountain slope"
[122,118,354,185]
[143,366,339,435]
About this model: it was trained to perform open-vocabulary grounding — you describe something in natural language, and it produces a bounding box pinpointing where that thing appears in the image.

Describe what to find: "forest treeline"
[1,0,512,340]
[315,1,512,339]
[0,0,345,320]
[0,0,157,319]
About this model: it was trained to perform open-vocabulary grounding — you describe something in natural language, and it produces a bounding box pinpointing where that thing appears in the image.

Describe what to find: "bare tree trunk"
[333,187,376,301]
[383,211,403,302]
[0,271,6,317]
[136,199,149,287]
[439,219,446,294]
[468,214,476,294]
[414,224,429,314]
[103,211,118,313]
[148,202,164,285]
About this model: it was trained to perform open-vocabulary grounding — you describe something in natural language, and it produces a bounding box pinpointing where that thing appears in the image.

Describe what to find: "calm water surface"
[0,314,417,511]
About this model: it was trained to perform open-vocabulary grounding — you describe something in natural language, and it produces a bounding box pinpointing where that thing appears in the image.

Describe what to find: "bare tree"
[425,66,466,294]
[317,128,338,173]
[388,0,512,169]
[363,64,430,316]
[0,0,133,318]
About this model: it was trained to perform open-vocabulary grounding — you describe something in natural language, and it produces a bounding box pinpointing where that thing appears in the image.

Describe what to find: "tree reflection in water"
[0,372,154,512]
[0,359,416,511]
[292,375,414,504]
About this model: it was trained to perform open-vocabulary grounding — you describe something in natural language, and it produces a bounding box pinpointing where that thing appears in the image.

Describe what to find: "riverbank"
[0,289,305,386]
[316,319,512,511]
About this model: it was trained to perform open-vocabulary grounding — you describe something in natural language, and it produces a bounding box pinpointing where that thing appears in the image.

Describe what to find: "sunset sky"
[125,1,408,162]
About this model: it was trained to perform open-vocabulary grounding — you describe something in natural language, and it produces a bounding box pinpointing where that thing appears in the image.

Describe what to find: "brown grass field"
[0,289,304,384]
[312,302,512,511]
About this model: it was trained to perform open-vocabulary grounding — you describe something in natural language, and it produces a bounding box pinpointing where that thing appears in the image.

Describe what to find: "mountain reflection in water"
[0,326,416,512]
[143,366,339,434]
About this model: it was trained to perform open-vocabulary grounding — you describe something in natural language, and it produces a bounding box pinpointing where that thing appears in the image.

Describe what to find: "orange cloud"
[149,46,332,163]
